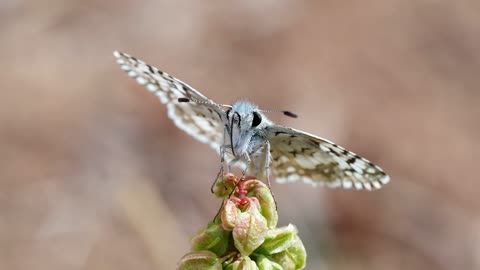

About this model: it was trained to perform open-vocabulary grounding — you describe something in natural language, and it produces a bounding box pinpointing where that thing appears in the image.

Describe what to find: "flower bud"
[256,224,298,254]
[212,173,236,198]
[225,256,259,270]
[244,179,278,229]
[191,222,231,256]
[176,251,222,270]
[221,199,240,231]
[270,235,306,270]
[232,198,268,256]
[255,255,283,270]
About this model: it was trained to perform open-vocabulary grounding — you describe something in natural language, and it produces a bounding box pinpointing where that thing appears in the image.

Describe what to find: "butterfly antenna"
[177,97,191,102]
[282,111,298,118]
[177,97,231,110]
[261,109,298,118]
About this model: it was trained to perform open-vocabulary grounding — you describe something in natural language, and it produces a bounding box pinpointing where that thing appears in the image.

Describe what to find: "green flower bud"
[224,261,239,270]
[177,251,222,270]
[213,174,236,198]
[244,180,278,229]
[237,256,259,270]
[255,255,284,270]
[270,235,306,270]
[225,256,259,270]
[256,224,298,254]
[233,198,268,256]
[191,222,231,256]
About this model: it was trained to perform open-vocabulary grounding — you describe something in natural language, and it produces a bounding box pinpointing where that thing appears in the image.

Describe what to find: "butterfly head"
[226,101,268,157]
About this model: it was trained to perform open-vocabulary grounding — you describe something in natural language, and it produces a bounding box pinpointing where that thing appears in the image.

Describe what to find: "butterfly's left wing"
[114,51,226,151]
[265,125,390,190]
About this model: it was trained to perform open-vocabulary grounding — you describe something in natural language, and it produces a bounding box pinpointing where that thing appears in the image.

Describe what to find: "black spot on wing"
[346,157,356,164]
[147,65,155,74]
[309,139,319,146]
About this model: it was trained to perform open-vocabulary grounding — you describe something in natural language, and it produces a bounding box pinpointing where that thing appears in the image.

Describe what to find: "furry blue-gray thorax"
[225,101,270,157]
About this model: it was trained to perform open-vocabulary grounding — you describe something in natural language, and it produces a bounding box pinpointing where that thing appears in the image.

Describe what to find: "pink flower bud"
[232,198,268,256]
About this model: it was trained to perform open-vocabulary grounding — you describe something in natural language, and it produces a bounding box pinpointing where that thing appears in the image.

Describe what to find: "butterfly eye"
[252,111,262,127]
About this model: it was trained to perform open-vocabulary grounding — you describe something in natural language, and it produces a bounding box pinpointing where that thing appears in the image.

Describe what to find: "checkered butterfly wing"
[114,51,226,151]
[265,125,390,190]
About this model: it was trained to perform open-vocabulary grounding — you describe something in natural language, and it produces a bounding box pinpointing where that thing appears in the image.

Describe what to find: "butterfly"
[113,51,390,191]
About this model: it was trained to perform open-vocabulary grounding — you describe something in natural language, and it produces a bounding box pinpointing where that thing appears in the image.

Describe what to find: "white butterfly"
[113,51,390,190]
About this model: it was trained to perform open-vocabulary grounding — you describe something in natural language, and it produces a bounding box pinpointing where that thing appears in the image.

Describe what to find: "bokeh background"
[1,1,479,269]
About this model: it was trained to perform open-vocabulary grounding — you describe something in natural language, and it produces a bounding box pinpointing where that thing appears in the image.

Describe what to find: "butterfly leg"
[241,155,252,180]
[211,143,230,221]
[211,144,229,193]
[211,155,251,222]
[265,143,273,191]
[258,142,277,209]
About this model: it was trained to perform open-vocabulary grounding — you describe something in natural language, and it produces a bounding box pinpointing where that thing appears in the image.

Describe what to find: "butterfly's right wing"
[114,51,226,151]
[265,125,390,190]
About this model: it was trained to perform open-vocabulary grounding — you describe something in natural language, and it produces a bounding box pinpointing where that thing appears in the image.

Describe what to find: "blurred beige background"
[1,0,479,269]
